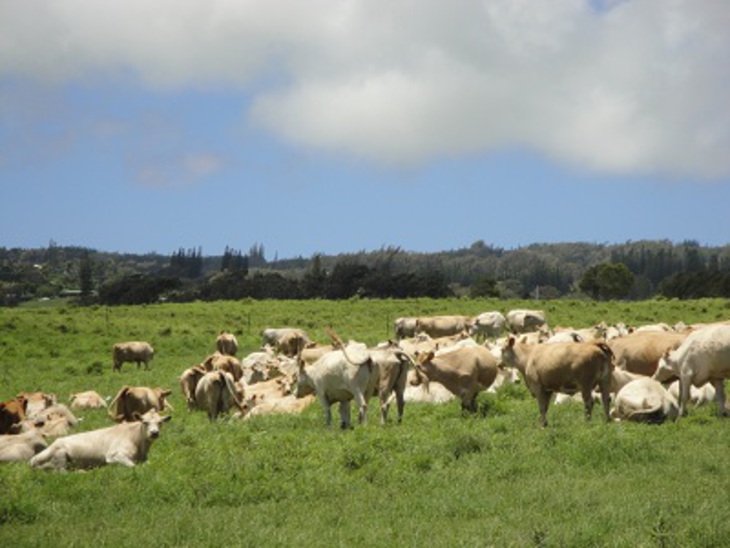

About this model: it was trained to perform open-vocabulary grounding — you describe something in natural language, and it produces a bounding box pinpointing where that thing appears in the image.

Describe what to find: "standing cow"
[295,341,375,429]
[112,341,154,371]
[506,309,547,334]
[653,324,730,417]
[470,311,507,341]
[195,370,245,421]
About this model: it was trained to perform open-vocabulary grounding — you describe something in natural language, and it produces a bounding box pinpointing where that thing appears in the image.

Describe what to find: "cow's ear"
[132,412,142,421]
[161,415,172,423]
[508,336,515,347]
[425,351,435,361]
[162,389,172,396]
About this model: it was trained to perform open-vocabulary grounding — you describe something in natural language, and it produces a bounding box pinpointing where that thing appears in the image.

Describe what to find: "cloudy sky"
[1,0,729,259]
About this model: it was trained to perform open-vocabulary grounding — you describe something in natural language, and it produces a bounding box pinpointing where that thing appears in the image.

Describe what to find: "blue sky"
[1,0,729,260]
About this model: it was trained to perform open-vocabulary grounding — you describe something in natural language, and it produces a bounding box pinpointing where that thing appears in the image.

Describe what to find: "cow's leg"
[711,378,728,417]
[581,386,595,421]
[537,388,551,427]
[355,392,368,425]
[107,451,136,467]
[395,388,405,424]
[339,400,352,429]
[379,393,389,425]
[599,381,612,422]
[679,374,692,416]
[320,395,332,426]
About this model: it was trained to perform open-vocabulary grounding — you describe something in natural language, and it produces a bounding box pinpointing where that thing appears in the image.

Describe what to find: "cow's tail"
[221,372,245,412]
[326,326,370,369]
[627,399,667,424]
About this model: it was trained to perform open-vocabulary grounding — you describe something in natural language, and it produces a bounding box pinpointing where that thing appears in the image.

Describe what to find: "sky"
[1,0,729,260]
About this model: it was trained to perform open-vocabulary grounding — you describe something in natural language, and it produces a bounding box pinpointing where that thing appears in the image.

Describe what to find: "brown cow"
[608,331,687,376]
[0,396,28,434]
[112,341,154,371]
[413,345,499,413]
[17,391,57,417]
[368,345,412,424]
[501,336,613,427]
[109,386,173,422]
[415,315,473,338]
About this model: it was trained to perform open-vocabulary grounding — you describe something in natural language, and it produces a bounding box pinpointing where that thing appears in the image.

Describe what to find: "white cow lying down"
[611,378,678,423]
[30,410,170,471]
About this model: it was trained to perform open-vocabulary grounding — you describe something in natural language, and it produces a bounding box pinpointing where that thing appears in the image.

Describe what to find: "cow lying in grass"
[30,410,171,471]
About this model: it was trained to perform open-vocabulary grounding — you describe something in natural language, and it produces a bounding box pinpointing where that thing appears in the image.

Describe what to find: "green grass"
[1,298,729,546]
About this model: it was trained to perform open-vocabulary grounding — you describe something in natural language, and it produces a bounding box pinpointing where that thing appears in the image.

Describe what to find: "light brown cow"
[179,365,207,410]
[69,391,107,410]
[609,331,687,376]
[30,409,171,470]
[506,309,547,334]
[112,341,154,371]
[0,396,27,434]
[415,315,473,338]
[500,337,614,427]
[17,391,57,417]
[202,352,244,381]
[413,345,499,413]
[215,331,239,356]
[244,394,316,418]
[194,370,245,421]
[368,345,412,424]
[109,386,173,422]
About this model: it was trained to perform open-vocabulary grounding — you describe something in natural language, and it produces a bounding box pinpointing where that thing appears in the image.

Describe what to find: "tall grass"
[1,298,729,546]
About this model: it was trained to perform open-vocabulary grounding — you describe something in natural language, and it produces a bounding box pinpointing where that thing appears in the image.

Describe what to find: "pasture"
[1,298,729,546]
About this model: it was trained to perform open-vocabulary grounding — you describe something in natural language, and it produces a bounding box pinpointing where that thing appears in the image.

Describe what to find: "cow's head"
[652,349,679,383]
[135,410,171,440]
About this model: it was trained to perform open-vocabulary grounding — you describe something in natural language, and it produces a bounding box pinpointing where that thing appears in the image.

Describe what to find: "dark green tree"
[579,262,635,300]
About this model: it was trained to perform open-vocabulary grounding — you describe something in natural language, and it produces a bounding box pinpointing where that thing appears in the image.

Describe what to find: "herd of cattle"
[2,308,729,471]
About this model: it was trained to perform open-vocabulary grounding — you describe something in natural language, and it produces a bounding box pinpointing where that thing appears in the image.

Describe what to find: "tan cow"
[112,341,154,371]
[179,365,207,410]
[202,352,244,381]
[69,390,107,410]
[608,331,687,376]
[413,345,499,413]
[17,391,57,417]
[393,317,418,339]
[195,370,245,421]
[30,409,171,470]
[500,337,614,427]
[109,386,173,422]
[215,331,239,356]
[367,345,412,424]
[415,315,473,338]
[653,324,730,416]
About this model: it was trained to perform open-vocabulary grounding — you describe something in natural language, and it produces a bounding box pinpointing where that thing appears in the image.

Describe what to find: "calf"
[30,410,171,470]
[501,337,614,427]
[69,390,107,410]
[215,331,239,356]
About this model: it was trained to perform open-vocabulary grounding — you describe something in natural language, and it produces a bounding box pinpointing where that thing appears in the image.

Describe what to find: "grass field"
[1,298,729,546]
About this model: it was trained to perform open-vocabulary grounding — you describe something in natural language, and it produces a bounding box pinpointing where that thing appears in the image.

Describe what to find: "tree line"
[1,239,729,306]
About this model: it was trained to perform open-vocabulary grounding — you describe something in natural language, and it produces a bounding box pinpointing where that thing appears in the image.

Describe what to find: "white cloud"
[1,0,728,177]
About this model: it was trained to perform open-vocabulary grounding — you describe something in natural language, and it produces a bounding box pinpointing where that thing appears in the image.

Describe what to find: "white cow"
[393,317,418,340]
[29,410,171,470]
[470,311,507,341]
[295,342,375,429]
[0,430,48,462]
[667,380,716,408]
[611,378,678,423]
[506,309,547,334]
[653,324,730,416]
